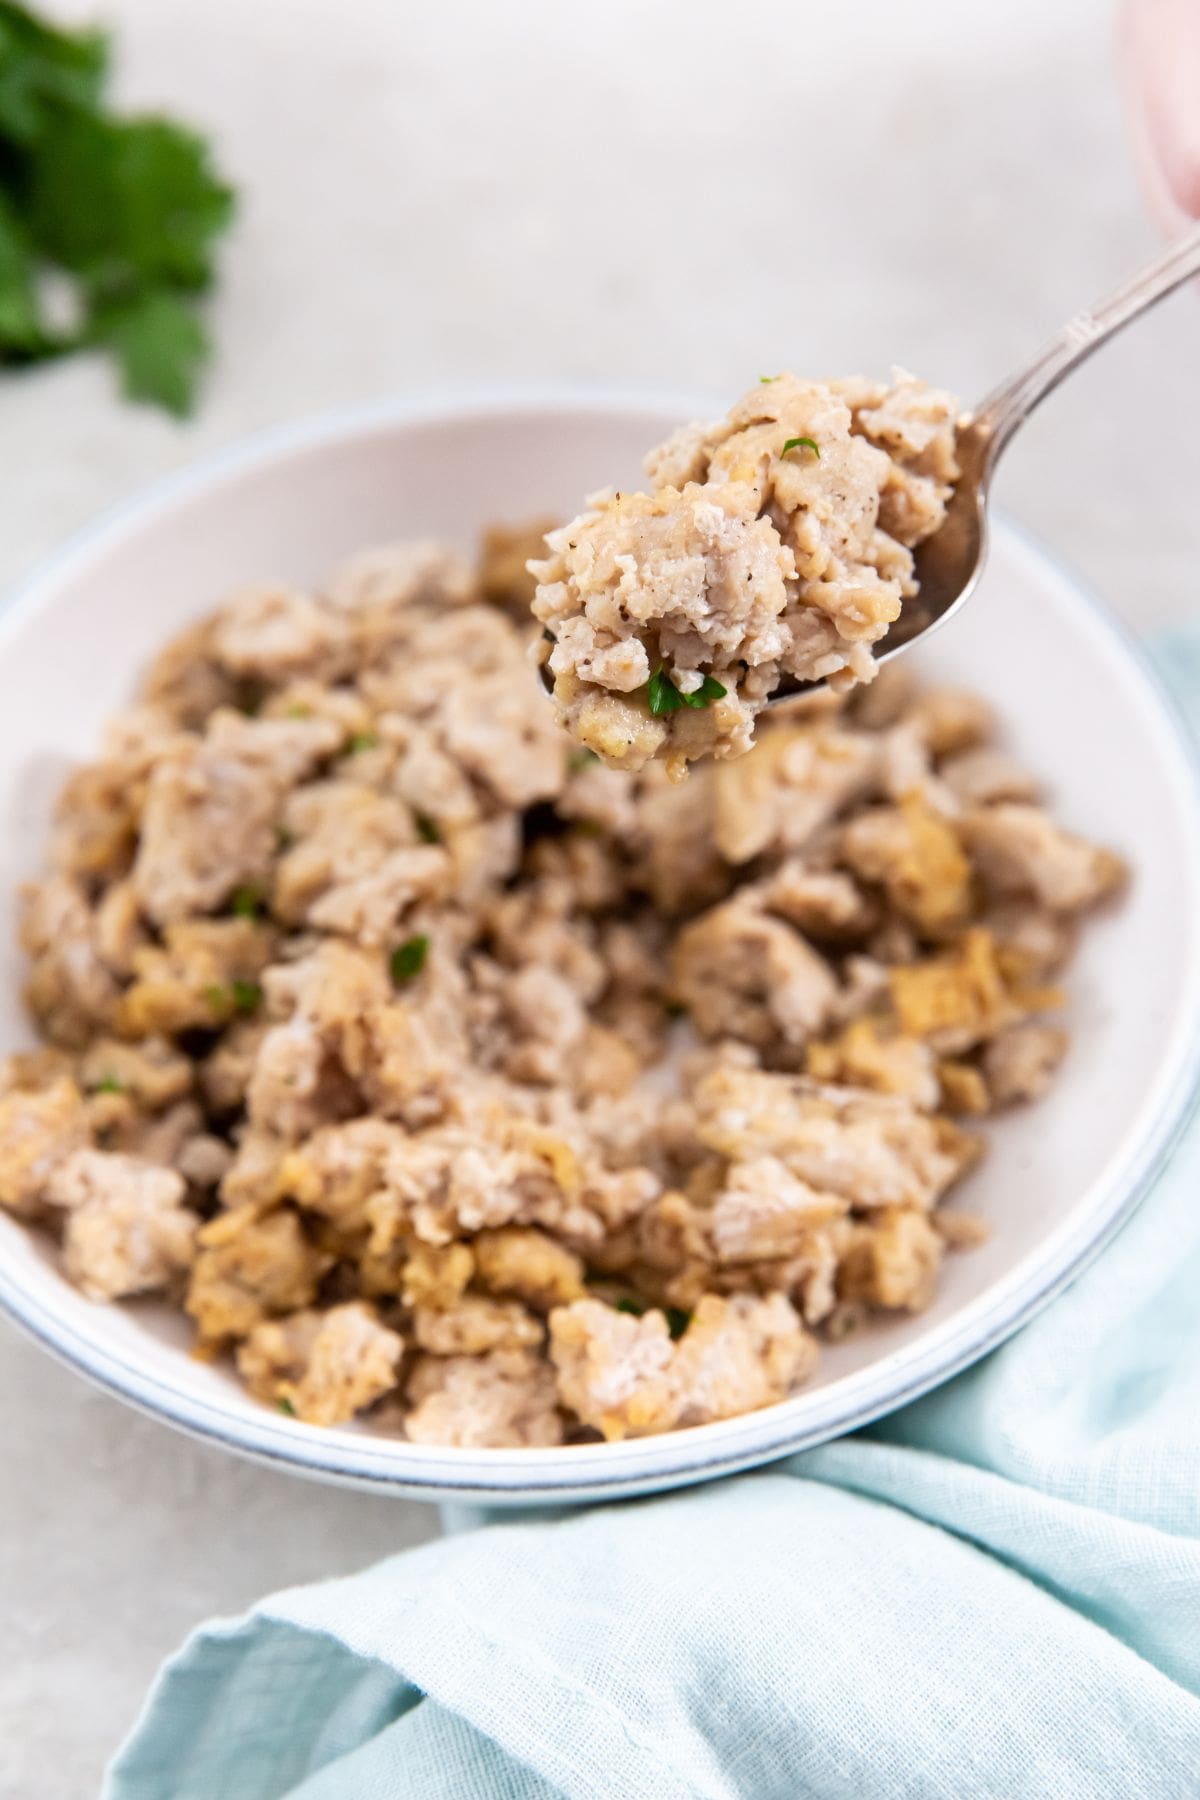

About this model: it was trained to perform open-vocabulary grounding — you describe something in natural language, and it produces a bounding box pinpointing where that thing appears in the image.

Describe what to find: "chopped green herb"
[230,885,262,919]
[782,436,820,459]
[647,665,727,717]
[665,1307,691,1340]
[679,674,727,710]
[275,825,295,851]
[346,731,378,754]
[94,1073,123,1095]
[615,1296,646,1318]
[759,373,781,383]
[390,934,429,985]
[284,703,311,720]
[414,813,441,845]
[568,747,600,771]
[277,1395,296,1417]
[203,979,259,1015]
[647,665,683,716]
[0,4,235,413]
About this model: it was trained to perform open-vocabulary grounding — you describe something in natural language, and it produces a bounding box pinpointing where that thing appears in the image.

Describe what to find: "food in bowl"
[533,372,961,778]
[0,529,1123,1445]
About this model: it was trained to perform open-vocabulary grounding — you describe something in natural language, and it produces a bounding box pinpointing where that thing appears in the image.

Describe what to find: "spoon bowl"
[871,222,1200,687]
[892,419,991,660]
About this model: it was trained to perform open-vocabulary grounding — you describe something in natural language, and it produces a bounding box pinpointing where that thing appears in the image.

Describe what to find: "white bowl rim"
[3,385,1200,1505]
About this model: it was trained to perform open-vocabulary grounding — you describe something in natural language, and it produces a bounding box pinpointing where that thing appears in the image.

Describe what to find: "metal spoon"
[862,221,1200,683]
[537,223,1200,705]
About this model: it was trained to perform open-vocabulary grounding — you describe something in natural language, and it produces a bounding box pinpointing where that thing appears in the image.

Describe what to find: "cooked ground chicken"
[0,530,1123,1443]
[532,373,960,778]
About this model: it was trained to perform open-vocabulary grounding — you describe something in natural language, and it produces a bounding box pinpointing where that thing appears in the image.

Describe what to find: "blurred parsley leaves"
[0,1,234,414]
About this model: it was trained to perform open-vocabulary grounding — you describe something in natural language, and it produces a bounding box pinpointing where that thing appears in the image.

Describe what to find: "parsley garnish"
[275,825,295,851]
[390,934,429,984]
[680,674,727,709]
[206,979,262,1017]
[0,3,235,413]
[94,1073,123,1094]
[782,436,820,459]
[277,1395,296,1417]
[284,704,311,720]
[415,813,441,844]
[568,747,600,771]
[647,666,683,716]
[759,373,781,383]
[647,666,726,716]
[615,1296,646,1318]
[231,885,262,919]
[346,731,378,754]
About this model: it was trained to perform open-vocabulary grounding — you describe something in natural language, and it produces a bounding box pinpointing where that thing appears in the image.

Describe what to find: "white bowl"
[1,392,1198,1506]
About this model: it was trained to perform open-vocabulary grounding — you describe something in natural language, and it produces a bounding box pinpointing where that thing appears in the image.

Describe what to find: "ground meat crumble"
[0,530,1123,1445]
[533,372,961,779]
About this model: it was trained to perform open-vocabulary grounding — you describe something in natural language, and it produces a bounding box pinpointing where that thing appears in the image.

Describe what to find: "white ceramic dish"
[1,392,1198,1507]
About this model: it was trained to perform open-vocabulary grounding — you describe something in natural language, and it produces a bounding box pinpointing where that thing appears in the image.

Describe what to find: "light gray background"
[1,1,1196,1792]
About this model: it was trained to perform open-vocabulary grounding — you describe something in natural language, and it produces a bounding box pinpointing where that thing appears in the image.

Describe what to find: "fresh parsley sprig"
[782,436,820,458]
[681,675,728,709]
[204,978,262,1017]
[390,934,430,985]
[646,666,682,716]
[0,1,235,413]
[646,665,727,717]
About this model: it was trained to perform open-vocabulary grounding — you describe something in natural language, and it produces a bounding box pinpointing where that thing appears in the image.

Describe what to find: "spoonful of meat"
[533,223,1200,781]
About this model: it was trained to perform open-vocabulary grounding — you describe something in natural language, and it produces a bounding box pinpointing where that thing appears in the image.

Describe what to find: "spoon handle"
[971,221,1200,466]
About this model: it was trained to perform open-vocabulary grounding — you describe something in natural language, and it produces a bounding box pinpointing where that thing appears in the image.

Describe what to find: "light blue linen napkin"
[104,641,1200,1800]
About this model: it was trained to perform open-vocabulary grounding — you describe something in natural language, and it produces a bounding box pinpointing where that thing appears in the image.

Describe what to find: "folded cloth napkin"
[105,642,1200,1800]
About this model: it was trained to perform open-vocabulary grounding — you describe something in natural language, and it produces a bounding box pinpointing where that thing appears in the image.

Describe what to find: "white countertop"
[2,1,1197,1791]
